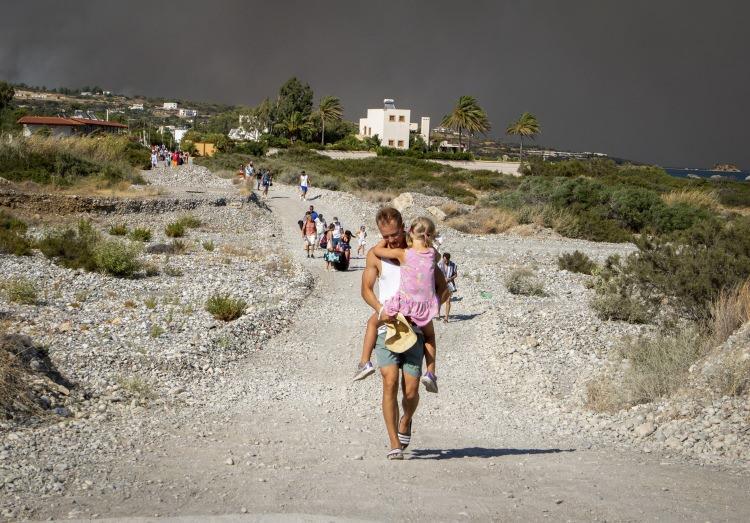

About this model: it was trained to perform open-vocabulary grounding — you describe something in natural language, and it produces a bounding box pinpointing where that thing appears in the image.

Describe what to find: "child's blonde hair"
[407,217,436,248]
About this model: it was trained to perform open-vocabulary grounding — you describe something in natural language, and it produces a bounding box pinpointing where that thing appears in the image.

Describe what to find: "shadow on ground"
[409,447,575,460]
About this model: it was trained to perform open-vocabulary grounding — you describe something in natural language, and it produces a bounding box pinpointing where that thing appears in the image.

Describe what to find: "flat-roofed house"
[17,116,128,137]
[358,99,430,150]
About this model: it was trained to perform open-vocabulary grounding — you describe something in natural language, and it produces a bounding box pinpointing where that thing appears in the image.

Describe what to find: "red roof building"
[17,116,128,137]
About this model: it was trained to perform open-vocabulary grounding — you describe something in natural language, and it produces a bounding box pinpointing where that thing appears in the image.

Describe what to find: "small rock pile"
[140,165,233,190]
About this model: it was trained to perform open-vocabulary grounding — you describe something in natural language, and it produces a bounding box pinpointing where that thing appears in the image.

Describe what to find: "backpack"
[319,234,328,248]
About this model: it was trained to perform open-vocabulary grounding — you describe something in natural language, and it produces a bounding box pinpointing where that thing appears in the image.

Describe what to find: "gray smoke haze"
[1,0,748,168]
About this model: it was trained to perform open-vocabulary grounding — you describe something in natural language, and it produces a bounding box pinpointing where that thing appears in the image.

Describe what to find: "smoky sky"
[1,0,748,169]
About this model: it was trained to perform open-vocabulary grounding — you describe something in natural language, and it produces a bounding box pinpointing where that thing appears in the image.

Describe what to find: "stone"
[635,422,656,438]
[391,193,414,212]
[426,206,447,222]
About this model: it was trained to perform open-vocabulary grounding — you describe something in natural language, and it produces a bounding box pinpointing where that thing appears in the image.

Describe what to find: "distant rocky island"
[711,163,741,172]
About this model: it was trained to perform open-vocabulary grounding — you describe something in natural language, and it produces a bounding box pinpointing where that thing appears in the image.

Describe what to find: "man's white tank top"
[378,258,400,302]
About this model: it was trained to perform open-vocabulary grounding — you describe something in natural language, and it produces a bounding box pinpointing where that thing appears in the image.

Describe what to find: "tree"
[0,81,15,118]
[317,96,343,145]
[274,77,313,132]
[274,111,314,143]
[506,112,541,167]
[440,95,490,151]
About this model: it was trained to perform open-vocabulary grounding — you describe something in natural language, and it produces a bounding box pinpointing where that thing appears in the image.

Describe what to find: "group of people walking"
[242,161,273,199]
[150,145,189,169]
[299,205,365,272]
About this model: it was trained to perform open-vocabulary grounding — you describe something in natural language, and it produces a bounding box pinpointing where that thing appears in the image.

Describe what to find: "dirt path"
[38,184,750,522]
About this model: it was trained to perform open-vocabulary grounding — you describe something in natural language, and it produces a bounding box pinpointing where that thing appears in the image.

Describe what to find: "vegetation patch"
[558,251,597,275]
[1,277,38,305]
[92,240,143,278]
[128,227,152,242]
[108,223,128,236]
[0,210,33,256]
[165,221,186,238]
[205,293,246,322]
[505,268,547,296]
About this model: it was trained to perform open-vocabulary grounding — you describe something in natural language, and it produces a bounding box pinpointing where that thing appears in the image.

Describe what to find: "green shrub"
[0,211,32,256]
[558,251,597,274]
[38,220,100,271]
[165,221,186,238]
[108,223,128,236]
[205,293,247,321]
[590,292,650,324]
[653,202,711,234]
[143,262,160,277]
[144,296,157,309]
[93,240,142,278]
[170,240,189,254]
[128,227,152,242]
[202,240,215,251]
[163,265,184,277]
[1,277,38,305]
[178,215,201,229]
[608,187,663,232]
[149,324,165,338]
[505,268,547,296]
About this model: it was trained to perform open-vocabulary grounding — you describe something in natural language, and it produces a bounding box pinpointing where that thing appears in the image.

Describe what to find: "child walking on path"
[353,217,440,392]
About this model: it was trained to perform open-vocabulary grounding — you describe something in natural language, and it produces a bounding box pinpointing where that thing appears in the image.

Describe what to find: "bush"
[0,211,32,256]
[178,215,201,229]
[619,328,708,405]
[128,228,152,242]
[590,292,650,324]
[38,220,100,272]
[233,141,268,156]
[2,278,38,305]
[558,251,597,274]
[165,221,186,238]
[505,268,547,296]
[202,240,215,251]
[447,208,518,234]
[108,223,128,236]
[608,187,663,232]
[205,293,247,321]
[93,240,142,278]
[709,279,750,345]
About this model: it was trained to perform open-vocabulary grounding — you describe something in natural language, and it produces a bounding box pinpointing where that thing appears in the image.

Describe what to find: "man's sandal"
[397,416,412,449]
[386,448,404,460]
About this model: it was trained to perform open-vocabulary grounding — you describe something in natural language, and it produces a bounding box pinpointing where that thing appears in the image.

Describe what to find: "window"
[397,140,404,147]
[398,115,405,122]
[388,139,395,146]
[389,115,395,122]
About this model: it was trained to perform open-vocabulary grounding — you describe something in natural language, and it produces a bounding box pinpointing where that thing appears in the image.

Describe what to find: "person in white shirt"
[299,171,310,200]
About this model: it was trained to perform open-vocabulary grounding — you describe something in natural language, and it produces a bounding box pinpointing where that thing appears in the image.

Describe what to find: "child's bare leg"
[359,312,380,365]
[422,320,436,375]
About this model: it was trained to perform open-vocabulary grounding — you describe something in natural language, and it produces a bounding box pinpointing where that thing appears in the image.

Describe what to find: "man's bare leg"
[381,365,402,450]
[399,371,420,436]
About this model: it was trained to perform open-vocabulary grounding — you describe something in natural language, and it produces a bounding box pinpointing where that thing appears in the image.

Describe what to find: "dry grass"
[661,189,720,210]
[505,267,547,296]
[708,354,750,396]
[585,375,626,412]
[357,190,398,204]
[447,208,518,234]
[709,279,750,345]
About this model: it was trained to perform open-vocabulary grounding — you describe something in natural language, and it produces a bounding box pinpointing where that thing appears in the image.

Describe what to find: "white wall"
[359,108,410,149]
[23,124,75,137]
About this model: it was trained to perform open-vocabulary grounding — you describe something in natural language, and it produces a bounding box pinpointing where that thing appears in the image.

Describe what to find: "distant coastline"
[665,167,749,182]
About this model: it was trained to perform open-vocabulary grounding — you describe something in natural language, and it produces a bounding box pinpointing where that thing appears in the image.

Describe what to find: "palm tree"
[274,111,314,143]
[506,112,541,167]
[440,96,491,151]
[317,96,343,145]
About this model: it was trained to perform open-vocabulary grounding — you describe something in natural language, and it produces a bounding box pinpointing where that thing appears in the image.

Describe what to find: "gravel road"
[2,173,749,522]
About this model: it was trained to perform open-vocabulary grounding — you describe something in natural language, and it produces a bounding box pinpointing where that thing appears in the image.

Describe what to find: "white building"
[163,102,178,110]
[130,103,144,110]
[358,99,428,150]
[178,108,197,118]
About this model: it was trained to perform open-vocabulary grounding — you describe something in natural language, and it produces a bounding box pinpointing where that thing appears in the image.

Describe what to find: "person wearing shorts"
[302,212,317,258]
[299,171,310,200]
[373,329,425,379]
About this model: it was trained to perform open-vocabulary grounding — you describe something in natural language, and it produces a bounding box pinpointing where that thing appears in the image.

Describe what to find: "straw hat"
[385,313,418,353]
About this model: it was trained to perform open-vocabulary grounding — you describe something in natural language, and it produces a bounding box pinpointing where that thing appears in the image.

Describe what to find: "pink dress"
[383,248,439,327]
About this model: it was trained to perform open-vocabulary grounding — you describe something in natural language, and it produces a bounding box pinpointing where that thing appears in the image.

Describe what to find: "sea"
[665,167,750,183]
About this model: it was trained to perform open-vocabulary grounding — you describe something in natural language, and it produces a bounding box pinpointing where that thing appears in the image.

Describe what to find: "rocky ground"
[0,167,748,521]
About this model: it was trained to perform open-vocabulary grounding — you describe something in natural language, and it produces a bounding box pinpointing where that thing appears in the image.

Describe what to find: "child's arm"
[372,244,406,263]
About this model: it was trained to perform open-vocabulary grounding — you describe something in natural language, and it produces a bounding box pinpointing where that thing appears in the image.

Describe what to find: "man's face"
[378,220,405,248]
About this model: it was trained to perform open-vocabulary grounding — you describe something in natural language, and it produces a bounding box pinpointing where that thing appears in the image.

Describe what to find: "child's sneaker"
[421,371,438,393]
[352,361,375,381]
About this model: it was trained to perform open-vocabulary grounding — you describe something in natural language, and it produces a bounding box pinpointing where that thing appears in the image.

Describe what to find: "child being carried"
[353,217,439,393]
